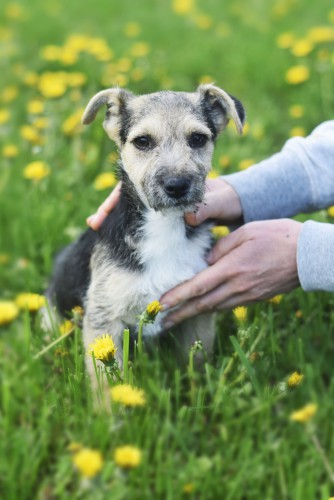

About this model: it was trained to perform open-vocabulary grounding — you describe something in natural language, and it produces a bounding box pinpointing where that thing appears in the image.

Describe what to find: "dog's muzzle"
[162,176,191,199]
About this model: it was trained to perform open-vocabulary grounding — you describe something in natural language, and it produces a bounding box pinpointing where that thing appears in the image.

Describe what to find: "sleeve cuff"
[297,220,334,292]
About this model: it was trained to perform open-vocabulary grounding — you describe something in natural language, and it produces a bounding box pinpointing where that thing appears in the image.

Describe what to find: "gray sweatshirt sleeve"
[223,120,334,292]
[223,120,334,221]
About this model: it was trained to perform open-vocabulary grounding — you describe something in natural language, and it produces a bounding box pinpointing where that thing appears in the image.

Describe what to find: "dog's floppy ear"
[198,83,245,135]
[82,88,134,145]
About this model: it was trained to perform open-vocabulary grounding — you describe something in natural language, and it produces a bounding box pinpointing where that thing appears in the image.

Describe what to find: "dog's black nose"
[163,176,191,199]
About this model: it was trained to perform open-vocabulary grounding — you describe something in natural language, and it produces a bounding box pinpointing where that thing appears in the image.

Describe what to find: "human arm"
[223,120,334,222]
[161,122,334,323]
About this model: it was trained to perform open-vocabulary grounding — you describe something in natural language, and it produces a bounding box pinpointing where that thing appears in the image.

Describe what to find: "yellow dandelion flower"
[5,3,24,20]
[27,99,45,115]
[327,206,334,218]
[219,155,230,169]
[22,71,39,87]
[146,300,162,317]
[66,72,87,87]
[33,117,50,130]
[68,442,83,453]
[72,448,103,478]
[15,293,46,312]
[289,127,306,137]
[65,34,90,52]
[112,74,129,87]
[88,334,117,364]
[116,58,132,73]
[295,309,303,318]
[183,483,195,494]
[131,68,145,82]
[0,254,10,264]
[130,42,150,58]
[23,161,50,181]
[291,39,313,57]
[93,172,117,191]
[239,158,255,170]
[0,301,19,326]
[72,305,84,316]
[211,226,229,238]
[59,48,78,66]
[110,384,146,407]
[114,445,142,468]
[276,32,295,49]
[1,85,18,102]
[289,104,304,119]
[285,65,310,85]
[3,144,18,158]
[124,22,141,38]
[87,38,114,61]
[287,372,304,387]
[268,294,283,304]
[172,0,194,15]
[20,125,43,144]
[59,320,74,335]
[241,122,250,136]
[193,13,212,30]
[0,109,10,124]
[233,306,247,323]
[307,26,334,43]
[207,170,219,179]
[290,403,318,423]
[38,72,67,98]
[0,27,13,42]
[198,75,214,85]
[107,151,119,163]
[62,108,84,136]
[251,124,264,140]
[40,45,62,61]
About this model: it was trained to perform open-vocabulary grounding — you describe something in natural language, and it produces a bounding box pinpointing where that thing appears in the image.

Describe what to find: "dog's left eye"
[188,133,209,148]
[132,135,153,150]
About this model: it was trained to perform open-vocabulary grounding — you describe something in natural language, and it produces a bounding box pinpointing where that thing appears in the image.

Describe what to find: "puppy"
[46,84,245,382]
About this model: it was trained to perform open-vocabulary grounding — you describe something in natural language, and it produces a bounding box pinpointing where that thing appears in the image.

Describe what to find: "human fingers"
[160,258,229,310]
[184,178,242,226]
[162,282,250,327]
[86,182,122,230]
[207,227,245,264]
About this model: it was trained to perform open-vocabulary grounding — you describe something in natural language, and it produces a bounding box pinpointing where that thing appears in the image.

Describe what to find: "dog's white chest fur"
[89,210,211,336]
[140,211,210,289]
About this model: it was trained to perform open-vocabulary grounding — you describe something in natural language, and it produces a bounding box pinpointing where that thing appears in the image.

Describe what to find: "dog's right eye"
[132,136,153,150]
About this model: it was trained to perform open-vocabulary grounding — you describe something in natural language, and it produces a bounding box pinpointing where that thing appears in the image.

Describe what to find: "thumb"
[184,203,215,226]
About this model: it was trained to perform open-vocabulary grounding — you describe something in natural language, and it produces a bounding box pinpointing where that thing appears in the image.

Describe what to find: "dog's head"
[82,85,245,212]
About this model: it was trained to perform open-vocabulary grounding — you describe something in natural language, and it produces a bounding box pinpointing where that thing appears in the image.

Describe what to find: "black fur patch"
[119,103,133,145]
[98,169,146,270]
[48,229,97,314]
[227,93,246,125]
[200,98,219,140]
[48,169,147,316]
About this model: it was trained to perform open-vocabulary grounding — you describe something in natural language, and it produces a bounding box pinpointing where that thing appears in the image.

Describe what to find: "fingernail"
[86,215,94,225]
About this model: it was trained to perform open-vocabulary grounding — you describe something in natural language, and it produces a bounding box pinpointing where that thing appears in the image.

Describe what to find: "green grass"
[1,0,334,498]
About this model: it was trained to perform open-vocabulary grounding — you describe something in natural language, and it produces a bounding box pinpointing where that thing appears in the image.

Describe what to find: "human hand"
[161,219,302,326]
[86,182,121,230]
[185,178,243,226]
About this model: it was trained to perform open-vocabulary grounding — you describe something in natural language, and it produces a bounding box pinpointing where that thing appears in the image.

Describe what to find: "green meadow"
[1,0,334,498]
